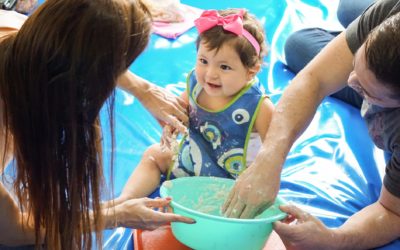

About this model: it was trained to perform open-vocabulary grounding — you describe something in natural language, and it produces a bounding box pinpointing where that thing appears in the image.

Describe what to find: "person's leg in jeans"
[283,0,374,108]
[284,28,363,108]
[284,28,339,74]
[285,0,375,73]
[337,0,375,28]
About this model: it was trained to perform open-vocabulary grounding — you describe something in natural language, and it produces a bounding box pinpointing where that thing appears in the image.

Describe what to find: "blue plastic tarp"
[101,0,400,249]
[8,0,399,249]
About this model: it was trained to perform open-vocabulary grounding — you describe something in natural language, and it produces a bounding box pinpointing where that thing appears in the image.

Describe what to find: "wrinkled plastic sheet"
[27,0,400,249]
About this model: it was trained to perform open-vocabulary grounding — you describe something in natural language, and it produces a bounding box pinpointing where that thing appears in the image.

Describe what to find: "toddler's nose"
[206,68,218,80]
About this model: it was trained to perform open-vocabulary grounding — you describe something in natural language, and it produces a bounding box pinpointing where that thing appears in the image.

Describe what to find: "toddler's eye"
[199,58,208,64]
[220,64,232,70]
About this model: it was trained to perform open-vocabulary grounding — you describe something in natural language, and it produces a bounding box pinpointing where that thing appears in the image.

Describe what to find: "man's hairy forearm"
[334,202,400,249]
[257,71,324,168]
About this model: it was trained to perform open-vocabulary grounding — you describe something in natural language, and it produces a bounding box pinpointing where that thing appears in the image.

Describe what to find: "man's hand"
[274,205,338,250]
[222,164,280,219]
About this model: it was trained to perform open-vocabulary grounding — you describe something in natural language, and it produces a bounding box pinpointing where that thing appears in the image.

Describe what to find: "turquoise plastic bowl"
[160,176,286,250]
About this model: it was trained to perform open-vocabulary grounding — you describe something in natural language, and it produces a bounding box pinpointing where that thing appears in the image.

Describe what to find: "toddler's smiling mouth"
[207,82,221,88]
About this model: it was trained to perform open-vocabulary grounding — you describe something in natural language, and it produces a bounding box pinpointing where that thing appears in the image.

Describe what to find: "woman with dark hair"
[0,0,192,249]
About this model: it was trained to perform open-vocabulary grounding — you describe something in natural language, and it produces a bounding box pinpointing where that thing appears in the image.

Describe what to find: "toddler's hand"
[160,124,180,152]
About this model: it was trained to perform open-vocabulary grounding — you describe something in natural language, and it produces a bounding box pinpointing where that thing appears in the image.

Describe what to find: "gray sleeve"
[384,150,400,198]
[346,0,400,54]
[383,109,400,198]
[378,108,400,198]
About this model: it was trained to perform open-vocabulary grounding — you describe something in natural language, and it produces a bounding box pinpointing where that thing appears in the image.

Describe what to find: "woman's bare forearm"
[0,182,38,246]
[117,70,151,101]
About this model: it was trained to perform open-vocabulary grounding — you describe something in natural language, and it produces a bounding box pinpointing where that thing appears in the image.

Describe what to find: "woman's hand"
[139,84,188,134]
[274,205,338,250]
[115,197,195,231]
[117,71,188,134]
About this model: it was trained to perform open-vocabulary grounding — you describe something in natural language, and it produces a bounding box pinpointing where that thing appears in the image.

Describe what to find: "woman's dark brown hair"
[0,0,151,248]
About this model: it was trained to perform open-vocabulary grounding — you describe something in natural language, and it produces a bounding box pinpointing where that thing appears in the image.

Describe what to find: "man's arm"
[275,186,400,250]
[335,186,400,249]
[223,31,356,218]
[262,30,355,172]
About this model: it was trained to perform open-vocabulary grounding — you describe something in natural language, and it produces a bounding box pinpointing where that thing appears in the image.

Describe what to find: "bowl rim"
[160,177,287,224]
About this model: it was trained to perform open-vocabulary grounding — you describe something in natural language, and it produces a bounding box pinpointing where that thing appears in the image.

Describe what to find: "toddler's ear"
[247,63,261,80]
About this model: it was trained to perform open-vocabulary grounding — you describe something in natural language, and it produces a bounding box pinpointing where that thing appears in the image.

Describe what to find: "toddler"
[120,8,273,200]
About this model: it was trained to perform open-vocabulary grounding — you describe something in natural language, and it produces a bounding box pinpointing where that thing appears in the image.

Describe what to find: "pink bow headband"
[194,9,260,55]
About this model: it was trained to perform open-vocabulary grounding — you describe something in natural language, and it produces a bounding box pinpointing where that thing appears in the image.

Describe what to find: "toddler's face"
[195,41,255,99]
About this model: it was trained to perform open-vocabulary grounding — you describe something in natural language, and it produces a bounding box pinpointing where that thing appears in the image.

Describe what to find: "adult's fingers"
[160,125,174,148]
[224,196,246,218]
[163,95,188,124]
[159,212,196,224]
[239,205,258,219]
[221,188,235,213]
[144,201,195,224]
[273,221,296,238]
[280,205,311,222]
[143,197,171,207]
[169,106,188,124]
[166,114,188,135]
[175,96,189,117]
[137,199,195,225]
[281,213,296,224]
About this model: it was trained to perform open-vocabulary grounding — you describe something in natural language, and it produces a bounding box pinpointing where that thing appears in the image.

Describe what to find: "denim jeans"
[337,0,375,28]
[283,0,374,108]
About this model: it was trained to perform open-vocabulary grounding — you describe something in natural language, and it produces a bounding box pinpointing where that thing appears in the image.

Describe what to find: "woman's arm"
[0,183,40,246]
[117,71,188,134]
[97,197,194,231]
[1,186,193,246]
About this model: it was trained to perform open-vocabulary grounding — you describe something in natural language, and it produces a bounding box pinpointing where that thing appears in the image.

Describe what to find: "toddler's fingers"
[167,115,187,135]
